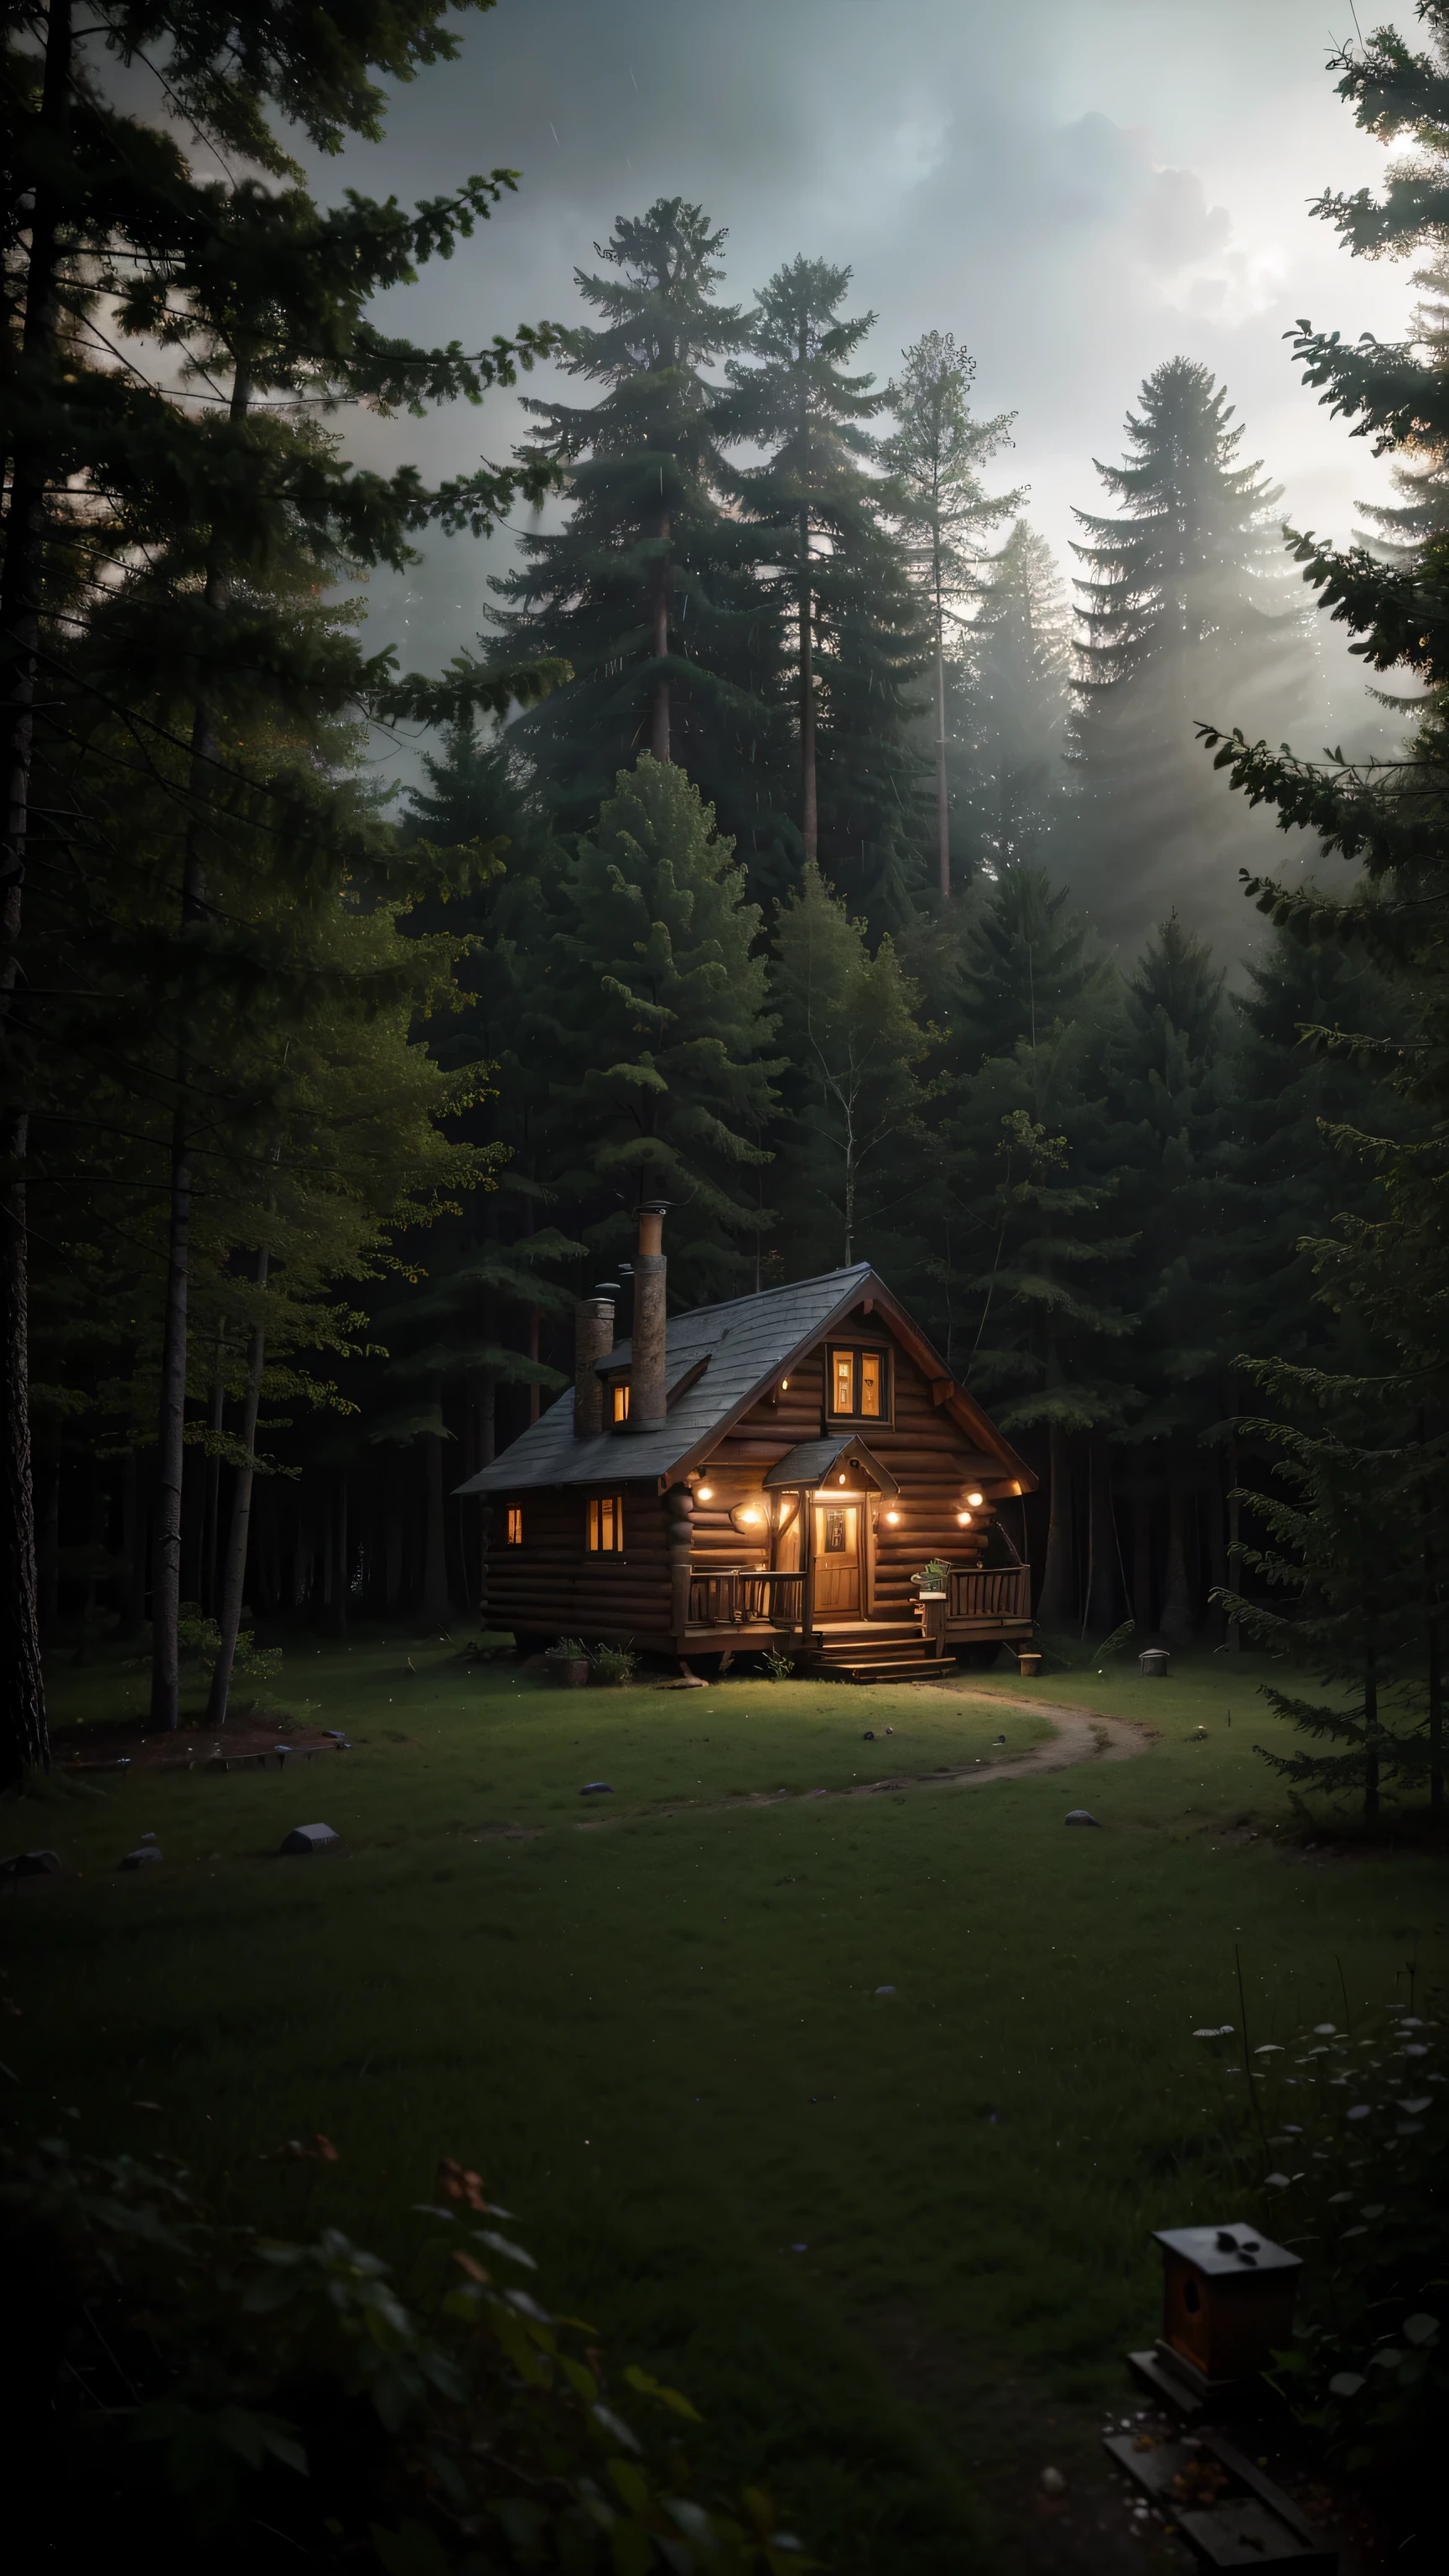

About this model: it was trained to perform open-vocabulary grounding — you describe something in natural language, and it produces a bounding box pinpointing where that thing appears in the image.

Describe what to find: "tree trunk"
[1038,1420,1075,1627]
[651,516,670,761]
[150,1104,192,1728]
[1131,1482,1154,1631]
[200,1340,226,1612]
[1159,1452,1193,1641]
[205,1264,267,1725]
[417,1424,452,1630]
[0,4,71,1786]
[1363,1603,1380,1824]
[0,1118,45,1779]
[34,1420,60,1639]
[331,1472,349,1639]
[1225,1413,1242,1654]
[527,1306,542,1426]
[934,614,949,901]
[799,504,817,864]
[1085,1427,1118,1634]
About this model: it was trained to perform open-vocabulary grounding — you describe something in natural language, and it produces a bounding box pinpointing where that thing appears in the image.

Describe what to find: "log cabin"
[457,1206,1037,1681]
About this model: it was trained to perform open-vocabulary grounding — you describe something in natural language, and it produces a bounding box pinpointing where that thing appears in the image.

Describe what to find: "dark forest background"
[5,2,1449,1815]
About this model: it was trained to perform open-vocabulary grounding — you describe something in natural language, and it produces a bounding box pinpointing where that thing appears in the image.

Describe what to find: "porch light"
[697,1485,714,1501]
[958,1510,973,1525]
[885,1509,901,1525]
[838,1472,848,1485]
[781,1378,789,1391]
[738,1507,761,1526]
[967,1490,983,1506]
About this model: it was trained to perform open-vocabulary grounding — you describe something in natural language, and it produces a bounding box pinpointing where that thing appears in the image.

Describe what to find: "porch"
[683,1562,1032,1661]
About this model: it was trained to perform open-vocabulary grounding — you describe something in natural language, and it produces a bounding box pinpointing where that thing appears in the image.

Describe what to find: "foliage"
[1201,2005,1448,2482]
[0,2130,814,2571]
[589,1643,638,1686]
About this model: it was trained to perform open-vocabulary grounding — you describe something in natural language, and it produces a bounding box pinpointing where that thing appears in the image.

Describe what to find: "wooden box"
[1153,2224,1301,2392]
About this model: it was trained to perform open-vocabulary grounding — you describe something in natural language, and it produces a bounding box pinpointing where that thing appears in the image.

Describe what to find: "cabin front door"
[813,1501,860,1614]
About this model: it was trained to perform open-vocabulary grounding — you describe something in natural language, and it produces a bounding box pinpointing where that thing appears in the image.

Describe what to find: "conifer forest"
[5,8,1449,2570]
[5,0,1449,1823]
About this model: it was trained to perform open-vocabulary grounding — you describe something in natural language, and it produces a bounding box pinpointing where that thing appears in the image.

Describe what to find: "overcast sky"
[314,0,1424,751]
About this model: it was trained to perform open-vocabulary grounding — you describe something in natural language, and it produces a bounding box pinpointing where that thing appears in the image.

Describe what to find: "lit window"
[587,1494,624,1553]
[611,1383,631,1424]
[828,1346,891,1420]
[505,1507,522,1545]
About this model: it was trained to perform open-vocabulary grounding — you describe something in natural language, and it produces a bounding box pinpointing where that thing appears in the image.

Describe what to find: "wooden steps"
[807,1623,956,1685]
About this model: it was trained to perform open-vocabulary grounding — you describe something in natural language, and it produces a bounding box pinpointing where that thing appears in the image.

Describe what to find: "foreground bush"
[0,2134,813,2573]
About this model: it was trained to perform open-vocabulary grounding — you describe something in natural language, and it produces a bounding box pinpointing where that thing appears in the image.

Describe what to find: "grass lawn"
[4,1637,1444,2571]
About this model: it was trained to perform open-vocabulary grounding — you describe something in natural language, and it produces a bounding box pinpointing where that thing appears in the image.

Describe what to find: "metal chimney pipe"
[572,1284,615,1437]
[630,1203,668,1431]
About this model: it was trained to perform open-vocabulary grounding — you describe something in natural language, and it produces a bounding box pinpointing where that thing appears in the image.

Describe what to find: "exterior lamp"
[697,1485,714,1501]
[838,1472,848,1486]
[967,1490,984,1506]
[885,1509,901,1525]
[739,1508,761,1526]
[957,1510,973,1525]
[781,1378,789,1391]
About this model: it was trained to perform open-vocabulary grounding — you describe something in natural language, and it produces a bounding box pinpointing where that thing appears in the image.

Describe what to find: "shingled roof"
[454,1264,1032,1498]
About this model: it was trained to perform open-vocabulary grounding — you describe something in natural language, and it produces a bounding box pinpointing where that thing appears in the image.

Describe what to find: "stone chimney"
[629,1202,668,1431]
[572,1282,616,1437]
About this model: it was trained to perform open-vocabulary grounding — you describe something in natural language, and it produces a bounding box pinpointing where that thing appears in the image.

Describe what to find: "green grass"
[5,1637,1444,2570]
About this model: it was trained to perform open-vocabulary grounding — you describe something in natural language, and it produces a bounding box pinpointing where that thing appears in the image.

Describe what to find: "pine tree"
[0,1,565,1769]
[538,757,780,1297]
[769,863,926,1275]
[492,200,781,868]
[948,522,1071,883]
[724,257,928,925]
[880,333,1021,901]
[1199,7,1449,1815]
[1069,358,1312,953]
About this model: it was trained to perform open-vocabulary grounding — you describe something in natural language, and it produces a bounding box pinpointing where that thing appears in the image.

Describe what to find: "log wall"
[485,1301,1022,1643]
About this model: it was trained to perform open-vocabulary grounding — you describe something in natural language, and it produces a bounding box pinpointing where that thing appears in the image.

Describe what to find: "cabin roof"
[454,1262,1035,1498]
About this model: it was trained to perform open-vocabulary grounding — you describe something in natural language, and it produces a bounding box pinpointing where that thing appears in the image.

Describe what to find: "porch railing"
[688,1570,804,1629]
[948,1565,1031,1623]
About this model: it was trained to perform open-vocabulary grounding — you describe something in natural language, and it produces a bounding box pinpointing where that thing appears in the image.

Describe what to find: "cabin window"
[611,1382,631,1424]
[823,1509,848,1552]
[587,1494,625,1553]
[505,1507,522,1545]
[827,1345,891,1420]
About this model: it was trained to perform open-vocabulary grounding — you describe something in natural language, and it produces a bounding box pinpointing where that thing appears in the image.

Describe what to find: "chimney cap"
[591,1280,621,1298]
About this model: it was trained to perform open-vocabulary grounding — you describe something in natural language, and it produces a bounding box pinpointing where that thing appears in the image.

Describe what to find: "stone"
[862,1730,875,1742]
[1040,2467,1066,2497]
[1065,1809,1100,1827]
[580,1781,613,1795]
[119,1846,163,1869]
[0,1849,61,1878]
[281,1822,339,1855]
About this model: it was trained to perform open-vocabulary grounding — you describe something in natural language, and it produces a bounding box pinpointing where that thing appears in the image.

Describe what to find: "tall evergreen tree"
[769,863,926,1276]
[538,757,780,1299]
[948,522,1072,884]
[0,0,564,1768]
[1069,358,1312,953]
[1199,4,1449,1815]
[880,332,1020,901]
[724,257,928,925]
[493,200,782,872]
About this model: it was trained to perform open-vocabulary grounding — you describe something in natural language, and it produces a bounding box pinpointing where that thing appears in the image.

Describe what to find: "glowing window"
[611,1383,631,1424]
[827,1346,891,1419]
[587,1494,624,1553]
[505,1507,522,1545]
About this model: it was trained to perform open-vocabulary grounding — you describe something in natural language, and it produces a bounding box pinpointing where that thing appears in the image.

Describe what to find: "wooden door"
[813,1503,860,1613]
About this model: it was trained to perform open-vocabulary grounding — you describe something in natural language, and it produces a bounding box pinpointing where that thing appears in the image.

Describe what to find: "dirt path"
[576,1693,1154,1830]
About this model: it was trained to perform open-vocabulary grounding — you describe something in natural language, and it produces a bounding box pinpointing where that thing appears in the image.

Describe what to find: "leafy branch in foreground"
[0,2132,815,2573]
